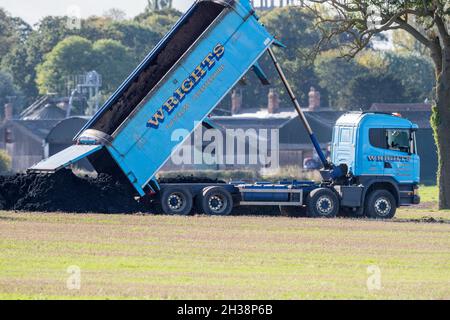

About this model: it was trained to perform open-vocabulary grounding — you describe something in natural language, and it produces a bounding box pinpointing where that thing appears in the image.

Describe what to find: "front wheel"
[365,190,397,219]
[306,188,339,218]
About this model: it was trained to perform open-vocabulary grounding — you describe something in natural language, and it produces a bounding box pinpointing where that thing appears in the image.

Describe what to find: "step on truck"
[29,0,421,219]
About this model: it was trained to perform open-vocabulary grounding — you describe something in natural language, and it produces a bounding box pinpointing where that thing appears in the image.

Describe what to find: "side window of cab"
[386,129,410,153]
[369,128,414,154]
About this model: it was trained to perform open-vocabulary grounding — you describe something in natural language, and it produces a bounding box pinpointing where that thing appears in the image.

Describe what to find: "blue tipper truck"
[29,0,420,219]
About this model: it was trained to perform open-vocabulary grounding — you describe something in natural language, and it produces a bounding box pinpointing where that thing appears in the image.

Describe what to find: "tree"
[0,150,11,173]
[36,36,95,95]
[1,10,170,104]
[315,49,427,109]
[36,36,137,98]
[385,52,435,102]
[1,45,36,106]
[346,73,406,109]
[229,7,322,110]
[392,29,429,56]
[0,71,18,108]
[92,39,135,92]
[2,16,76,102]
[0,9,31,64]
[103,8,127,21]
[0,8,32,106]
[137,9,181,36]
[306,0,450,209]
[315,50,369,108]
[101,21,161,63]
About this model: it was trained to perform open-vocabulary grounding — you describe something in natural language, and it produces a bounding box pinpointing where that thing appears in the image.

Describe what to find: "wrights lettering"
[147,43,225,128]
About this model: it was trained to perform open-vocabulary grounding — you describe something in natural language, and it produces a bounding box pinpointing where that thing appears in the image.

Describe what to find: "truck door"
[367,128,387,176]
[383,128,415,183]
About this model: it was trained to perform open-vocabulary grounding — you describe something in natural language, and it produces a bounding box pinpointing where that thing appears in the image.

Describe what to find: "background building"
[0,100,89,172]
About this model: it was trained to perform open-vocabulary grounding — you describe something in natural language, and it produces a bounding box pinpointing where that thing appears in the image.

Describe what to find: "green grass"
[420,185,439,203]
[0,210,449,300]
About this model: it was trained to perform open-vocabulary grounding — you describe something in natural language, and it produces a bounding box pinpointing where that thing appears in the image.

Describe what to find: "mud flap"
[29,145,103,172]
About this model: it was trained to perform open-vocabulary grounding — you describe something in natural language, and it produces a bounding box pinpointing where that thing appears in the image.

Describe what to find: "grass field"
[0,186,449,300]
[419,185,440,204]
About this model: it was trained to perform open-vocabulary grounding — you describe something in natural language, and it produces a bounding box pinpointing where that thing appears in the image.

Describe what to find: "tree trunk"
[433,45,450,209]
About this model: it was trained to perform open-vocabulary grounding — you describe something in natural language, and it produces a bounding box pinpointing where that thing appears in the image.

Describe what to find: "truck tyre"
[160,187,193,216]
[200,186,233,216]
[306,188,339,218]
[279,206,307,217]
[365,190,396,219]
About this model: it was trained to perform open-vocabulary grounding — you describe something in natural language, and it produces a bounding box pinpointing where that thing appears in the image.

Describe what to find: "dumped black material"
[0,170,144,213]
[0,170,228,214]
[89,1,226,136]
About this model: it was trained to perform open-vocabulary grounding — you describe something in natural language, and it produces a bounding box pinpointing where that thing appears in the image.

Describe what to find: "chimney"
[268,88,279,114]
[4,103,13,121]
[231,89,243,115]
[308,87,321,111]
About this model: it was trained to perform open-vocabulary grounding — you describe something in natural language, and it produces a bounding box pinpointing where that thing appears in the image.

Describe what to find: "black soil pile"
[0,170,144,213]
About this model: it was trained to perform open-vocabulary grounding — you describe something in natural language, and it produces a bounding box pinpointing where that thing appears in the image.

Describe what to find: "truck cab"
[332,112,420,216]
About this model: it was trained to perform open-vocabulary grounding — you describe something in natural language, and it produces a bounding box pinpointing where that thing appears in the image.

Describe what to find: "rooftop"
[22,104,66,121]
[370,103,432,112]
[5,120,61,141]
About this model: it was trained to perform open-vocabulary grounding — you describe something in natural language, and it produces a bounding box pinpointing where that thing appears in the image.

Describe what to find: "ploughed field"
[0,202,449,299]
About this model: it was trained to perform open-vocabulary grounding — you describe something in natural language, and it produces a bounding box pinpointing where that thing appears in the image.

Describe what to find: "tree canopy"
[36,36,95,95]
[0,71,18,109]
[225,6,433,111]
[0,5,435,113]
[35,36,135,96]
[0,9,31,64]
[0,11,164,106]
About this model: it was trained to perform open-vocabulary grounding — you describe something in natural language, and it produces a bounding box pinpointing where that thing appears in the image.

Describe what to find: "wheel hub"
[209,195,225,212]
[316,196,334,215]
[168,194,184,211]
[375,197,391,216]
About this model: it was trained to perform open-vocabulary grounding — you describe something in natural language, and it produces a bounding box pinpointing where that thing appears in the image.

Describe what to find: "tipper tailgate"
[29,145,103,172]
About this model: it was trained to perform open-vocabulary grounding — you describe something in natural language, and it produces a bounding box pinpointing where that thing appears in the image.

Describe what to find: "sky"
[0,0,195,25]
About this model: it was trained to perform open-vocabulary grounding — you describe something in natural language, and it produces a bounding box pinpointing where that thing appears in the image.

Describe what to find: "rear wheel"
[306,188,339,218]
[365,190,396,219]
[160,187,193,215]
[200,186,233,216]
